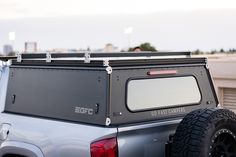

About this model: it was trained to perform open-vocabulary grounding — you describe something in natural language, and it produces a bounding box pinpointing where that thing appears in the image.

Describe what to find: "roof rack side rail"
[19,51,190,58]
[0,51,191,62]
[89,51,191,58]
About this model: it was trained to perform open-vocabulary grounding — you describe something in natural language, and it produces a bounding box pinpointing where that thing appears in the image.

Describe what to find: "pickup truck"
[0,52,235,157]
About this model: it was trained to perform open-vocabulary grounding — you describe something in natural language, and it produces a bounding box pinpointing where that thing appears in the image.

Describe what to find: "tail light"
[90,137,118,157]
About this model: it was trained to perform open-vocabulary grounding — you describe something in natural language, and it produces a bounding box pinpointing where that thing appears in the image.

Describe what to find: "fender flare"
[0,141,44,157]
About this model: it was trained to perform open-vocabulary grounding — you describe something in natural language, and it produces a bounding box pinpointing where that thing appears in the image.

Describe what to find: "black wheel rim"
[209,129,236,157]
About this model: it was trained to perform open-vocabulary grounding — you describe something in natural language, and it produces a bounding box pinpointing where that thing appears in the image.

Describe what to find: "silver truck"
[0,52,235,157]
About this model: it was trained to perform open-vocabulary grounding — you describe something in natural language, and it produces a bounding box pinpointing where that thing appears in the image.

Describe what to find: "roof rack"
[0,51,191,63]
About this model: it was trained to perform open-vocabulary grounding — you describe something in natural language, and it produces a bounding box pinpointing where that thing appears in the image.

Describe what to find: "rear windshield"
[127,76,201,111]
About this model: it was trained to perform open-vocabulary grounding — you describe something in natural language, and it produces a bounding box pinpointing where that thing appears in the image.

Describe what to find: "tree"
[139,42,157,52]
[129,42,157,52]
[210,50,217,54]
[192,49,203,55]
[220,48,225,53]
[128,47,133,51]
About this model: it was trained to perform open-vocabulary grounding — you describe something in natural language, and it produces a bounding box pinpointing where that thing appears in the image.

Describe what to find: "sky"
[1,0,236,18]
[0,0,236,51]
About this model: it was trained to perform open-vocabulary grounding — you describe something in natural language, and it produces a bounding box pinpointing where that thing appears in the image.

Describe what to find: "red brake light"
[147,70,177,76]
[90,138,118,157]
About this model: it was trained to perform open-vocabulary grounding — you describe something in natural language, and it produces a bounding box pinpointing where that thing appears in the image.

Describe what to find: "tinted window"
[127,76,201,111]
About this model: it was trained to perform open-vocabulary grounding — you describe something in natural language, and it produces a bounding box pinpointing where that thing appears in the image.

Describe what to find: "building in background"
[104,43,114,52]
[25,42,37,53]
[3,44,13,55]
[104,43,119,52]
[207,54,236,112]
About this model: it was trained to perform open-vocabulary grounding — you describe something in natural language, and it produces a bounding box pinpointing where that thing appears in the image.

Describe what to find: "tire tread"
[171,108,236,157]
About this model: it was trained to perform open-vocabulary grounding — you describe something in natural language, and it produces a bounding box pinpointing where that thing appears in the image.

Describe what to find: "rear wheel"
[210,128,236,157]
[171,108,236,157]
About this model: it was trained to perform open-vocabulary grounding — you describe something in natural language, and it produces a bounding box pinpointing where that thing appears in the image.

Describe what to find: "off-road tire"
[171,108,236,157]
